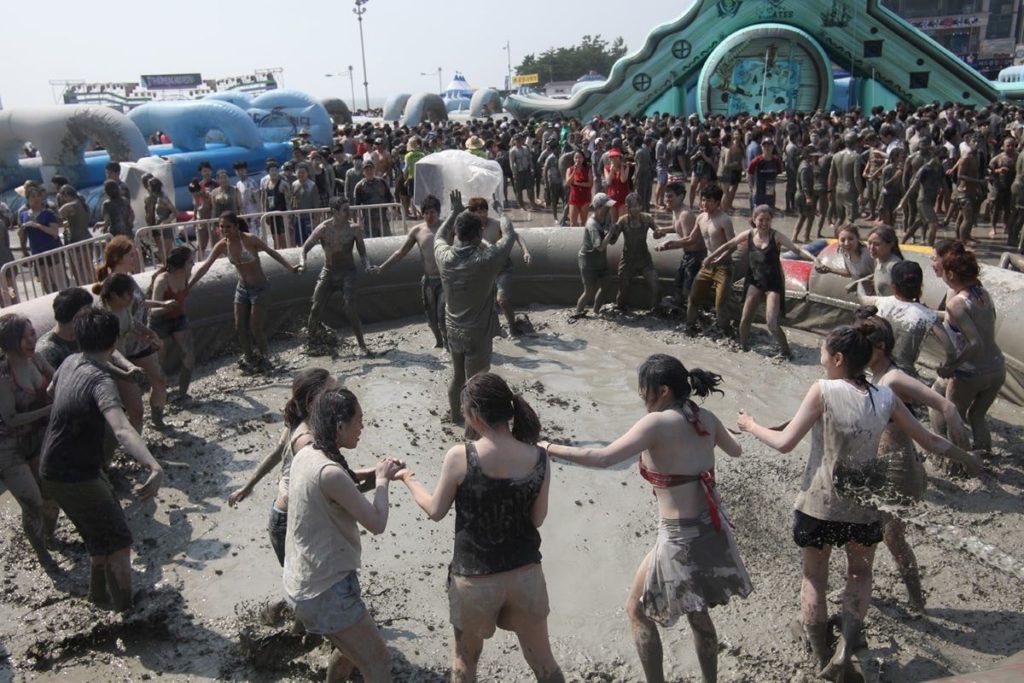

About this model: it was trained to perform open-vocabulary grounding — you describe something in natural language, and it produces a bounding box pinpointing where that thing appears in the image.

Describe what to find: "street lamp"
[420,67,442,94]
[353,0,370,110]
[325,68,357,107]
[502,41,513,91]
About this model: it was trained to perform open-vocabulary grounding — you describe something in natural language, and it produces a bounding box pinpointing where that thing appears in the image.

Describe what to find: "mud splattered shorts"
[289,571,366,635]
[792,510,883,549]
[641,512,752,627]
[448,563,550,639]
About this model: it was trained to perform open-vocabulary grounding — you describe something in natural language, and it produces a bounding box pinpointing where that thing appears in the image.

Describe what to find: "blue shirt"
[20,208,62,254]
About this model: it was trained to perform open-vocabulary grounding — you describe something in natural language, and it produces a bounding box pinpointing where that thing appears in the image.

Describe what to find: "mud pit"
[1,307,1022,682]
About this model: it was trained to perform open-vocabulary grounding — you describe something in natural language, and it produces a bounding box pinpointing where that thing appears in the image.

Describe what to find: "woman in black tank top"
[395,372,563,682]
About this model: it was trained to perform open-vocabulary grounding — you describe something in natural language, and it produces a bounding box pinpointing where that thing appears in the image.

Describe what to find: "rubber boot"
[151,405,165,429]
[805,622,833,671]
[89,563,111,607]
[177,367,193,398]
[821,615,866,682]
[899,566,926,614]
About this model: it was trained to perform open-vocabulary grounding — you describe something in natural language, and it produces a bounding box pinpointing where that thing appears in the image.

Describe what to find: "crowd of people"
[0,99,1017,683]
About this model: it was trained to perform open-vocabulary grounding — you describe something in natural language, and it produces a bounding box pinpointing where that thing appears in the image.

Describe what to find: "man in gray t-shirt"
[434,192,516,428]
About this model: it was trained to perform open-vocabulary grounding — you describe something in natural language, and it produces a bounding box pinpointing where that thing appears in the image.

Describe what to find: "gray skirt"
[641,509,753,627]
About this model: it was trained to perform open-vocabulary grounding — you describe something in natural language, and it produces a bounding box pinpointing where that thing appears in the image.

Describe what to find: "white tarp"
[412,150,504,216]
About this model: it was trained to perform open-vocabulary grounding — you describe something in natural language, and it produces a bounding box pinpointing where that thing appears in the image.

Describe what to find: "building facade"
[887,0,1024,76]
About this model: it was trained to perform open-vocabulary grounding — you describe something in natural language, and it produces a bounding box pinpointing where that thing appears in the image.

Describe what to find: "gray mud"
[1,307,1022,682]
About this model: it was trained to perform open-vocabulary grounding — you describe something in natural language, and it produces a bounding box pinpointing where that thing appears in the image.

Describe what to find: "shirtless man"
[376,195,447,349]
[899,144,944,246]
[829,132,864,225]
[607,193,660,311]
[653,182,701,307]
[300,197,374,356]
[467,196,532,336]
[683,185,735,334]
[951,133,985,243]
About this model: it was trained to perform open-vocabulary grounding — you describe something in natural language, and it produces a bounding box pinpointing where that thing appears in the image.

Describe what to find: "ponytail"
[283,367,333,429]
[824,322,876,388]
[638,354,724,404]
[688,368,724,399]
[461,372,541,444]
[510,394,541,445]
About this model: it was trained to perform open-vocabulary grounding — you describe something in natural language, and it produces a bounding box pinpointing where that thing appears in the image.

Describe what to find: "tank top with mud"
[276,424,310,508]
[451,442,545,577]
[283,446,361,601]
[795,379,895,525]
[944,284,1005,376]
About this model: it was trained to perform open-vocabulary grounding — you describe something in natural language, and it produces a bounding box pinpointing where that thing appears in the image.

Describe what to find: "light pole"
[353,0,370,110]
[420,67,442,94]
[503,41,512,91]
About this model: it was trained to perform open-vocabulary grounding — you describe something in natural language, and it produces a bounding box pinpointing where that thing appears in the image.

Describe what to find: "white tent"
[443,72,474,100]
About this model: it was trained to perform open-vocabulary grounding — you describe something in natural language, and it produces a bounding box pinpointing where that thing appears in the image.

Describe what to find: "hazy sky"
[0,0,679,109]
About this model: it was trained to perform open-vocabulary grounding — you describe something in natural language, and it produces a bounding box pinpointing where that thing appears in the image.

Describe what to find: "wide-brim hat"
[465,135,485,150]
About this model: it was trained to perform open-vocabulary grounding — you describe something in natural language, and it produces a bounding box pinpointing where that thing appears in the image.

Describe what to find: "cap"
[608,148,622,157]
[591,192,616,209]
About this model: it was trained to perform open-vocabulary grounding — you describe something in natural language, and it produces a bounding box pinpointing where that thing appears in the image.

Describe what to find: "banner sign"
[141,73,203,90]
[512,73,540,85]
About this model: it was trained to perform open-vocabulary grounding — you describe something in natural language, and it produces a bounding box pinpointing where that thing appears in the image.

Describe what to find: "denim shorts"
[267,505,287,567]
[289,572,366,635]
[234,281,267,306]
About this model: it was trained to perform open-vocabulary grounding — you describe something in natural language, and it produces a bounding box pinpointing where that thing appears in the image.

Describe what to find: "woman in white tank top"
[738,323,982,680]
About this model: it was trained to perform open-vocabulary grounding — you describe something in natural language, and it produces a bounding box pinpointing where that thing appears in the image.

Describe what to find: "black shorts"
[125,345,157,362]
[150,315,188,338]
[792,510,882,549]
[43,474,133,557]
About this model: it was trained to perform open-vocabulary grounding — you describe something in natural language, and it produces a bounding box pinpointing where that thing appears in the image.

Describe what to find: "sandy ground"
[1,307,1022,683]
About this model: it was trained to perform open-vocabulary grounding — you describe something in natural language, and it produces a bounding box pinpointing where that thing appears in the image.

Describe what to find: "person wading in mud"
[434,191,517,432]
[544,354,751,683]
[300,197,375,357]
[683,185,735,336]
[395,373,564,683]
[738,322,982,681]
[469,196,532,337]
[376,195,448,350]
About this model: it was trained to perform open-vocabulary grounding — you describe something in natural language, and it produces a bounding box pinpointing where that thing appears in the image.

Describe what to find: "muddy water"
[1,307,1022,682]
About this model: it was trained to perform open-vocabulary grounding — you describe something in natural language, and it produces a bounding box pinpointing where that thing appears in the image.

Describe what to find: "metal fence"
[0,203,409,307]
[0,235,110,307]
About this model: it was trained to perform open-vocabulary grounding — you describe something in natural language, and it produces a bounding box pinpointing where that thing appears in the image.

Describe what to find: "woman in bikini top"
[542,354,741,522]
[189,212,299,291]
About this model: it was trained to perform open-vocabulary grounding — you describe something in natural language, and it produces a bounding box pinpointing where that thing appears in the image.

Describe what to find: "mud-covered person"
[738,323,982,680]
[39,306,163,612]
[434,191,517,430]
[653,181,702,308]
[470,196,532,337]
[395,373,563,682]
[300,197,375,356]
[543,354,750,683]
[684,185,735,335]
[606,192,660,312]
[283,388,402,683]
[572,193,616,318]
[376,194,447,349]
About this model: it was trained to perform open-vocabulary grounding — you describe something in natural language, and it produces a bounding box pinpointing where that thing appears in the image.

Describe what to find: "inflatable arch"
[505,0,1001,120]
[320,97,353,126]
[203,91,254,110]
[249,90,333,146]
[128,100,264,152]
[402,93,448,126]
[383,93,411,122]
[469,88,503,118]
[0,106,149,190]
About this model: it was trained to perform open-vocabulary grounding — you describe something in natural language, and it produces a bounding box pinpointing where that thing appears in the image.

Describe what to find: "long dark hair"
[284,368,334,429]
[308,388,360,480]
[869,225,904,261]
[824,322,877,387]
[96,272,135,303]
[460,372,541,444]
[637,353,723,403]
[854,305,895,362]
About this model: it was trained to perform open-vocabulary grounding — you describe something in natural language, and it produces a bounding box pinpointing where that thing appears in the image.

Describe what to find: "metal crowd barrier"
[0,235,110,307]
[1,203,410,306]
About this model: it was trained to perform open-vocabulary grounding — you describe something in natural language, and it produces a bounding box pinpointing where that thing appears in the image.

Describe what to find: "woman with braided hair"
[543,355,749,683]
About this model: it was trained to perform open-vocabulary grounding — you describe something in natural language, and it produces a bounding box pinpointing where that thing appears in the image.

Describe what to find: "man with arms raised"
[467,196,532,337]
[435,191,517,430]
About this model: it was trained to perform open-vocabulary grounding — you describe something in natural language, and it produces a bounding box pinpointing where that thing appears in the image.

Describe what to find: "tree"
[517,35,627,86]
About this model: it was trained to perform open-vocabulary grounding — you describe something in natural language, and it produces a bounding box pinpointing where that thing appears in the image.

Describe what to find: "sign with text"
[512,73,540,85]
[140,73,203,90]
